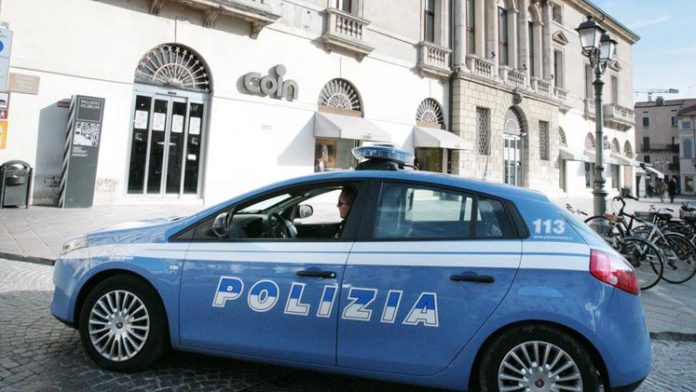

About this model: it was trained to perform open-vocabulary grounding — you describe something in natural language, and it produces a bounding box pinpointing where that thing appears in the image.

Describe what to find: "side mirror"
[211,212,229,237]
[298,204,314,219]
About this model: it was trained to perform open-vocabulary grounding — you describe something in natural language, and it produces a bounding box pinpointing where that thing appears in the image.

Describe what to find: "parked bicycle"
[585,196,696,285]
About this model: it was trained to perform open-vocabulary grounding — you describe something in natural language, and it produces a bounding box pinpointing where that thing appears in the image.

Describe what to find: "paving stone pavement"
[2,258,696,391]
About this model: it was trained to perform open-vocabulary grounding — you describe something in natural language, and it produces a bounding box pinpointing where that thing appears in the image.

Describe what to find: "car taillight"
[590,249,639,295]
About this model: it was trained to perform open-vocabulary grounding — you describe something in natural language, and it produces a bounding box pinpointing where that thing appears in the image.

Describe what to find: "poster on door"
[189,117,201,135]
[153,112,166,131]
[0,120,7,149]
[134,110,148,129]
[172,114,184,133]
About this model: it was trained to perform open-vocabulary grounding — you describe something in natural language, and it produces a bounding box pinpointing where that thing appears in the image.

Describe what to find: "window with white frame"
[552,2,562,23]
[498,7,509,66]
[424,0,436,43]
[337,0,353,14]
[685,138,693,159]
[611,75,619,104]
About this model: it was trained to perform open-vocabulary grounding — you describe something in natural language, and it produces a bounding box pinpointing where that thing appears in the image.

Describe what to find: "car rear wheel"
[79,275,167,372]
[478,325,602,392]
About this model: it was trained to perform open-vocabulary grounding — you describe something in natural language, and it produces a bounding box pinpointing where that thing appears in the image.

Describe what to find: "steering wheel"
[268,213,297,239]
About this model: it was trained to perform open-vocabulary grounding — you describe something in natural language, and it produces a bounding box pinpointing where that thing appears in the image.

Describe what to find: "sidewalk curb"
[0,252,55,266]
[650,332,696,342]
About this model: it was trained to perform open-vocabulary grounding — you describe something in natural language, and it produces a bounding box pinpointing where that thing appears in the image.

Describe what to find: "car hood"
[83,214,199,247]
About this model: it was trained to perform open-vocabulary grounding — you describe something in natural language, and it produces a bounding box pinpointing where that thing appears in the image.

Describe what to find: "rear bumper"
[597,290,651,388]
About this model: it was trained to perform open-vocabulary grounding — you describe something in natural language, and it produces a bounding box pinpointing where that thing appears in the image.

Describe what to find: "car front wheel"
[79,275,167,372]
[478,324,602,392]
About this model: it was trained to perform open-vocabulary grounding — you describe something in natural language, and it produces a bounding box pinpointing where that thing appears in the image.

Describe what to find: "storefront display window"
[415,148,443,172]
[314,138,358,171]
[685,176,694,193]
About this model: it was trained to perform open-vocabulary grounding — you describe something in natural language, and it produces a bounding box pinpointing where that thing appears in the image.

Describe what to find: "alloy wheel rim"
[88,290,150,362]
[497,340,583,392]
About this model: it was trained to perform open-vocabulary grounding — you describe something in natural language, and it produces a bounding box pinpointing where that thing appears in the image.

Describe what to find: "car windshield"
[238,193,292,214]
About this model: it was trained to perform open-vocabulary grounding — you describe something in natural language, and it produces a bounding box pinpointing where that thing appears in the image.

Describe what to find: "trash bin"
[0,160,32,208]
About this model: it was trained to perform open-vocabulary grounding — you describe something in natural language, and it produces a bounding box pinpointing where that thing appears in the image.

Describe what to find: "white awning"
[644,166,665,179]
[313,112,391,142]
[412,127,472,150]
[610,152,641,167]
[559,146,591,162]
[583,149,611,163]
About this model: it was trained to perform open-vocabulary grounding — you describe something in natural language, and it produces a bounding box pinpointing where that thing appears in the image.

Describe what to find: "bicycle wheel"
[584,216,619,244]
[617,237,664,290]
[653,232,696,284]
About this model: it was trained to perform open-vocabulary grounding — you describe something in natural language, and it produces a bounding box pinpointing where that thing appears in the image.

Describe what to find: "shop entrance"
[127,91,206,196]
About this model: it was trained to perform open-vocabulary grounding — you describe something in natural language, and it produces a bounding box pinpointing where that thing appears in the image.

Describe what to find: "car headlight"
[61,236,88,255]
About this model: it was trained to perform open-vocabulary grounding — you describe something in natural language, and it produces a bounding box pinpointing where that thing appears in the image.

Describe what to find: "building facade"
[0,0,638,207]
[677,101,696,194]
[634,98,685,196]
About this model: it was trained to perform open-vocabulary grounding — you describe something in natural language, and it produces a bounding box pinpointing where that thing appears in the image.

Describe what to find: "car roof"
[263,170,548,203]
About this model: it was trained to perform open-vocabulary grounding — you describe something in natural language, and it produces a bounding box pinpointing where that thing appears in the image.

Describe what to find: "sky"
[591,0,696,102]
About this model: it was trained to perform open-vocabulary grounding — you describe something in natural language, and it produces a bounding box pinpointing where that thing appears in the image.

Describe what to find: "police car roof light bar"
[352,146,415,171]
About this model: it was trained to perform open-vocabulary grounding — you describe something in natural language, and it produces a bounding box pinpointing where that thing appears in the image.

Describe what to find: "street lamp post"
[577,16,617,216]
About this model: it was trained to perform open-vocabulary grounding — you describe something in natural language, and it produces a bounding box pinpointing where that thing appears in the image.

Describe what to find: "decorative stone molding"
[149,0,281,38]
[603,103,635,131]
[552,31,568,45]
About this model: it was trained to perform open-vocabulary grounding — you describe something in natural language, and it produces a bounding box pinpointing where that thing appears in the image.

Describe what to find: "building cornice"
[566,0,640,44]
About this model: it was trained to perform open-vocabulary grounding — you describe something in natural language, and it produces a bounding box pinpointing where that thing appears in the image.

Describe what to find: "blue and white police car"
[52,147,650,391]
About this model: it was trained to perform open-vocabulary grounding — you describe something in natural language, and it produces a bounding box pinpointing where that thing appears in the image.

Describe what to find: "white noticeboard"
[153,112,166,131]
[189,117,201,135]
[134,110,148,129]
[172,114,184,133]
[0,28,13,91]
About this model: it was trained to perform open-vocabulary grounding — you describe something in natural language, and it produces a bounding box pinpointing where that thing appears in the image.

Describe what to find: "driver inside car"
[334,186,356,239]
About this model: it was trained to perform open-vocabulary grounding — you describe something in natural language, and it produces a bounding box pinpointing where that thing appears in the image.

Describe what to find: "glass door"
[128,93,205,197]
[504,134,521,186]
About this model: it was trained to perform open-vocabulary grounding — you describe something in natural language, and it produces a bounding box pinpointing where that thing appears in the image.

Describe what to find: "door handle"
[297,270,336,279]
[450,273,495,283]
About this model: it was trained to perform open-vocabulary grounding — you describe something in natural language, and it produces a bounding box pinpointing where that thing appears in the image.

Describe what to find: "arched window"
[318,79,363,114]
[416,98,445,128]
[504,108,523,135]
[611,138,620,153]
[135,44,211,92]
[584,133,595,149]
[559,127,567,147]
[624,141,633,157]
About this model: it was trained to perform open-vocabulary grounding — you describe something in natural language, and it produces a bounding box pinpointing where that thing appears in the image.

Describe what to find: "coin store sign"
[242,64,298,101]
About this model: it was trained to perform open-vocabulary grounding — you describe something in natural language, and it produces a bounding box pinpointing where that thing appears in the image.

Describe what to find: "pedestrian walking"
[659,180,667,203]
[668,177,678,203]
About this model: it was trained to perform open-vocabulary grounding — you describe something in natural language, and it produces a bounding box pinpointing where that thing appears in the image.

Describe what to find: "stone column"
[541,0,553,82]
[485,0,498,75]
[475,0,485,56]
[518,0,529,76]
[453,0,467,71]
[508,8,518,69]
[532,21,542,78]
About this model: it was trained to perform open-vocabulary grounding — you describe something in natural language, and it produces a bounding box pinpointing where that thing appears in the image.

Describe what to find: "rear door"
[337,181,522,375]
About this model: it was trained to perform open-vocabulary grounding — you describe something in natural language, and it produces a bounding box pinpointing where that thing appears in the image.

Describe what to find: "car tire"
[79,275,167,372]
[477,324,602,392]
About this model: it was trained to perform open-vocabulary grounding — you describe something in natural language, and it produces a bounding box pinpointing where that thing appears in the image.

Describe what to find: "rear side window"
[373,182,514,240]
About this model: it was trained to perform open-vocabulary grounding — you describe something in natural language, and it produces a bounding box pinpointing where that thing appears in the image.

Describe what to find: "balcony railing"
[322,8,374,60]
[555,87,568,100]
[640,143,680,153]
[417,41,452,79]
[499,66,527,87]
[603,103,636,131]
[532,77,552,96]
[465,54,495,79]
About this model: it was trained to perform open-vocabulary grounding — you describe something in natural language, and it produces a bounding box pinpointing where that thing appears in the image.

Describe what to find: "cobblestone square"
[1,258,695,391]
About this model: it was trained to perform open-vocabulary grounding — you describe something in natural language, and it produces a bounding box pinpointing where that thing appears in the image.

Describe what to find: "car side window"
[374,182,474,240]
[474,197,515,238]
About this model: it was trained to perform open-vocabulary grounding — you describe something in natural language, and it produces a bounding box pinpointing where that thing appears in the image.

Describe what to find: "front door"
[337,181,521,375]
[504,134,521,186]
[127,92,205,196]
